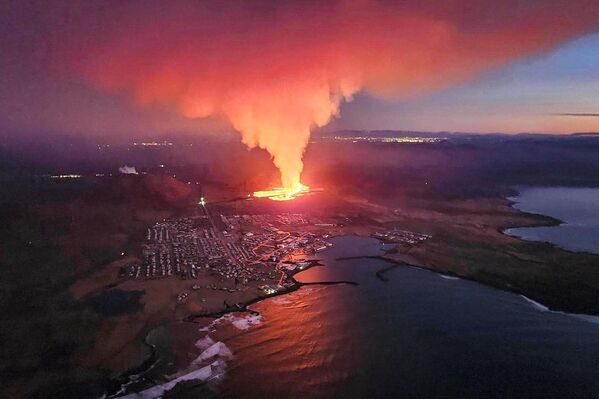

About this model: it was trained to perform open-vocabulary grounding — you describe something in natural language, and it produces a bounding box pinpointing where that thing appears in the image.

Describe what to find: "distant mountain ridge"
[314,129,599,140]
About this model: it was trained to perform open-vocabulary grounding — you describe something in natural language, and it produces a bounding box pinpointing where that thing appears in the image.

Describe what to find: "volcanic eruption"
[253,183,311,201]
[25,0,599,198]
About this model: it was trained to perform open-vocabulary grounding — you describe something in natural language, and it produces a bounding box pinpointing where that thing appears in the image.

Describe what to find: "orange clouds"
[28,0,599,188]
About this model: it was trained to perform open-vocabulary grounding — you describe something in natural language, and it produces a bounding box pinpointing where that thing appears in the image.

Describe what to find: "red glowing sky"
[1,2,599,141]
[3,0,598,187]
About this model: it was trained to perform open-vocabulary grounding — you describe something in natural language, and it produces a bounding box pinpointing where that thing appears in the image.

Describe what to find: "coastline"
[501,188,599,256]
[182,259,356,323]
[337,247,599,322]
[380,192,599,317]
[105,189,599,397]
[519,294,599,325]
[109,257,358,398]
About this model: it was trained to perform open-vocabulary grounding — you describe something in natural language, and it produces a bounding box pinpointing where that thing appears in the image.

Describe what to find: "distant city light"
[317,136,444,144]
[132,141,173,146]
[262,286,277,295]
[50,174,82,179]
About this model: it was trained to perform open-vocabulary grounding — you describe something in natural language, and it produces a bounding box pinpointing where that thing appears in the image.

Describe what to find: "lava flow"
[253,183,310,201]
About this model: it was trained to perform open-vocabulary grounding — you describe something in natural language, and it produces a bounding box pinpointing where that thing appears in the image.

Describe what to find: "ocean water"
[505,187,599,254]
[214,236,599,399]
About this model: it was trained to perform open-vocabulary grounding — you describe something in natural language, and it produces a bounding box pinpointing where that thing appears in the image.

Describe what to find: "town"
[118,212,332,295]
[371,228,431,246]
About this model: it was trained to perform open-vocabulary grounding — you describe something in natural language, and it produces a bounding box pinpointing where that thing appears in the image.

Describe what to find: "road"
[198,202,239,266]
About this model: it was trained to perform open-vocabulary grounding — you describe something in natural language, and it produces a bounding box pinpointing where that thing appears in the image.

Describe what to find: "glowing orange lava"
[253,183,310,201]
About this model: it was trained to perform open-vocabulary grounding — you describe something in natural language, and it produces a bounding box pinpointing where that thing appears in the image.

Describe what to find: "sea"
[505,186,599,254]
[209,234,599,399]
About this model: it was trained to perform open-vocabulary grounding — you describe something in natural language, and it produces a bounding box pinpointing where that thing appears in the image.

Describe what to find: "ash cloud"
[4,0,599,188]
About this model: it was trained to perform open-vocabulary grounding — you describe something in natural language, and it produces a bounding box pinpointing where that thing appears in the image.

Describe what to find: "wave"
[116,332,235,398]
[271,297,293,305]
[193,342,234,364]
[229,314,262,330]
[116,359,225,399]
[199,314,231,332]
[199,312,263,332]
[520,295,599,325]
[439,274,460,281]
[195,335,215,350]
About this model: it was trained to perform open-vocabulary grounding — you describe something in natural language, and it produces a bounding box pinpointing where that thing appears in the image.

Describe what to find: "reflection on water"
[216,285,361,399]
[216,236,599,399]
[506,187,599,254]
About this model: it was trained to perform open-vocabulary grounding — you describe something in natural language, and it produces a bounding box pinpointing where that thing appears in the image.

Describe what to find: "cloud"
[554,113,599,117]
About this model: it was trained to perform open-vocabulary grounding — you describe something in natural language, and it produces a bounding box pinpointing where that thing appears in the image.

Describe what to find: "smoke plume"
[13,0,599,189]
[118,166,138,175]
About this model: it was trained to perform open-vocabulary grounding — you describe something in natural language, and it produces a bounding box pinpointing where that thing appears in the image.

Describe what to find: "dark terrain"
[1,131,599,398]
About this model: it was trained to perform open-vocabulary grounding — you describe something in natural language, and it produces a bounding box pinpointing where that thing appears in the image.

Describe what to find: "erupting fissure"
[253,183,310,201]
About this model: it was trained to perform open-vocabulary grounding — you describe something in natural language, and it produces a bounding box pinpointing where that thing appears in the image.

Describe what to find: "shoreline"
[182,259,357,322]
[109,258,358,397]
[519,294,599,324]
[336,249,599,320]
[135,233,599,399]
[497,200,562,240]
[110,218,599,397]
[499,191,599,257]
